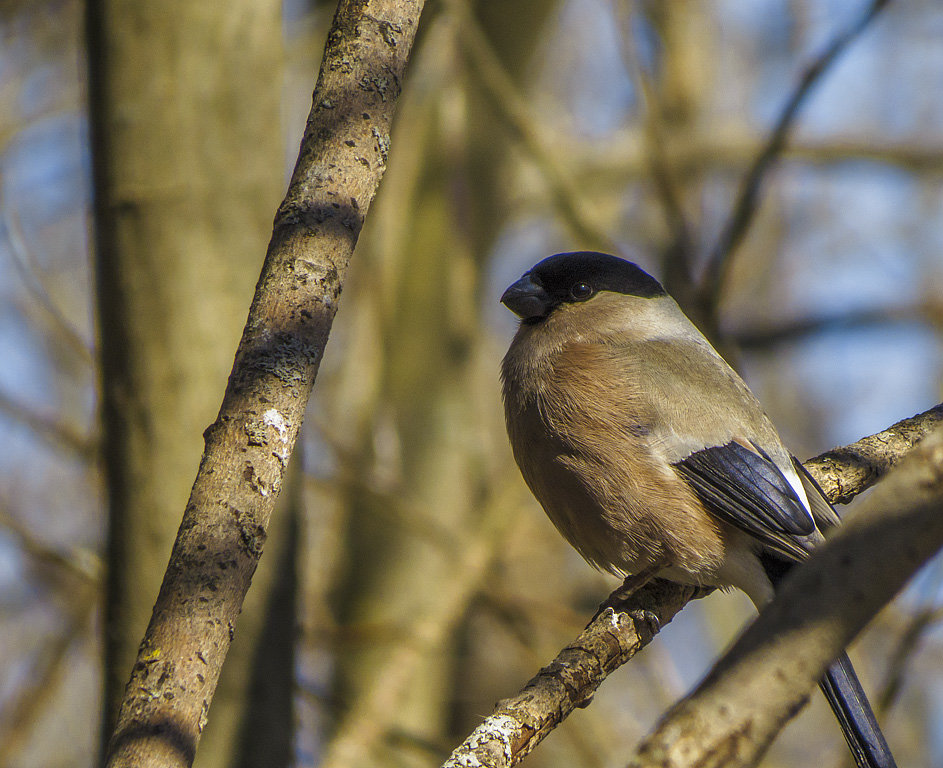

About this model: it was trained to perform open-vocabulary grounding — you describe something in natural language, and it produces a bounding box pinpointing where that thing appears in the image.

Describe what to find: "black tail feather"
[819,651,897,768]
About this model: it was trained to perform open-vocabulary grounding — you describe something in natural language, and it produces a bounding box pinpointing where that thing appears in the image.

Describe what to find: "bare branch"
[0,586,97,764]
[96,2,426,766]
[320,478,519,768]
[0,388,97,459]
[876,604,943,715]
[443,580,698,768]
[701,0,891,311]
[729,306,926,350]
[2,203,96,364]
[805,403,943,504]
[0,505,101,584]
[616,1,695,284]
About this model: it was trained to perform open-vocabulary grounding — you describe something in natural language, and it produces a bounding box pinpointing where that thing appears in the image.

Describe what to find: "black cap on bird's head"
[501,251,666,322]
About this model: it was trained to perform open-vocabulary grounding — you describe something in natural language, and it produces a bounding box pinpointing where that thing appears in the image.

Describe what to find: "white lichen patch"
[443,714,521,767]
[263,408,289,440]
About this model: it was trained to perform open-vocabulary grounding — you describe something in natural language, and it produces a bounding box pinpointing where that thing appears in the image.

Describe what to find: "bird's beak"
[501,272,552,321]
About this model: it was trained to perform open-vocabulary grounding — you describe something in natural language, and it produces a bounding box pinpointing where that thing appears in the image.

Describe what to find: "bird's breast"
[502,336,728,579]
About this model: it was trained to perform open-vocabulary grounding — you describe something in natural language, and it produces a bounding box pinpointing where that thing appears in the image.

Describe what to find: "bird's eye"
[570,282,593,301]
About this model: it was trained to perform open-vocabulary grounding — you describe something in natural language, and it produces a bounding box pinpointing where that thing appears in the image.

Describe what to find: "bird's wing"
[673,440,817,562]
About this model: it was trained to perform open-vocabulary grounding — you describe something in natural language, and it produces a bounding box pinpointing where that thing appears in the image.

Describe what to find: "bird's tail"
[819,651,896,768]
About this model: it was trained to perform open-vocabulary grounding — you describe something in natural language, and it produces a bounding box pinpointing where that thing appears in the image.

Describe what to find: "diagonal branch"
[0,388,97,459]
[0,584,98,764]
[0,504,101,584]
[701,0,891,313]
[93,2,427,767]
[441,402,942,768]
[443,579,699,768]
[2,198,97,364]
[805,403,943,504]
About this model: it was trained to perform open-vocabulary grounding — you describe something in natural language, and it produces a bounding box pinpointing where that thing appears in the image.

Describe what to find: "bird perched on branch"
[500,251,896,768]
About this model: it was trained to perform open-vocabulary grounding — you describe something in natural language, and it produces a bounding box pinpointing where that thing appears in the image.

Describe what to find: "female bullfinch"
[500,251,895,768]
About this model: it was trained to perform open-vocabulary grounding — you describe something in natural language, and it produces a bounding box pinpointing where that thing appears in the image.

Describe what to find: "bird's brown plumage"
[501,290,823,603]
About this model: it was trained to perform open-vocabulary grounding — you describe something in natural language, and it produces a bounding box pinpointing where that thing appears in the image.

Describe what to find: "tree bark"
[95,2,426,766]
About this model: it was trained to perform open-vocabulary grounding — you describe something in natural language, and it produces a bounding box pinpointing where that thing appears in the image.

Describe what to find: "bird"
[499,251,896,768]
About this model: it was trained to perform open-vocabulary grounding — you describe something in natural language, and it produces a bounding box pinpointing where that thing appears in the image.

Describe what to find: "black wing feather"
[674,441,815,562]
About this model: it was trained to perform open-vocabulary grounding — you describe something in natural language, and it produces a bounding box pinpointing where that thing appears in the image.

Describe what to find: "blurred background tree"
[85,2,295,766]
[1,1,942,768]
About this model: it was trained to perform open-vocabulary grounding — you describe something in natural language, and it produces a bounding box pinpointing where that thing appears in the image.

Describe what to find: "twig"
[0,505,101,584]
[0,388,97,459]
[729,306,924,350]
[320,477,519,768]
[569,133,943,186]
[0,586,98,764]
[701,0,891,311]
[2,203,96,364]
[876,604,943,715]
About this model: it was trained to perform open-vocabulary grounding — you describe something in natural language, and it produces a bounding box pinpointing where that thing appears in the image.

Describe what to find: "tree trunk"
[85,2,289,766]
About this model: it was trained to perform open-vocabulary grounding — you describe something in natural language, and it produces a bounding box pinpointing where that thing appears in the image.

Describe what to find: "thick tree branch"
[442,403,942,768]
[805,403,943,504]
[631,424,943,768]
[98,2,425,767]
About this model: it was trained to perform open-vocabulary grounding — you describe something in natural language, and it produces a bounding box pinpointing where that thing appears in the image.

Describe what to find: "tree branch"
[805,403,943,504]
[729,306,928,350]
[443,579,699,768]
[0,388,97,459]
[321,477,519,768]
[0,505,101,584]
[2,192,97,364]
[442,402,942,768]
[701,0,890,314]
[0,584,97,764]
[617,3,695,286]
[97,2,426,766]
